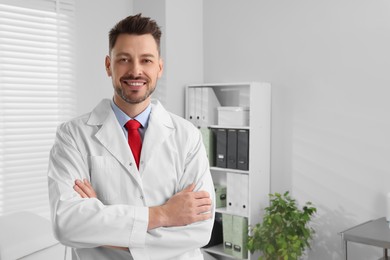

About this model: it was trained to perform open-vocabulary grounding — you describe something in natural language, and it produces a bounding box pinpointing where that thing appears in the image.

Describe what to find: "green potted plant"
[247,191,316,260]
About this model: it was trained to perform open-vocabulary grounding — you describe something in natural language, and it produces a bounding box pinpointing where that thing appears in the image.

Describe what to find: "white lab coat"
[48,99,215,260]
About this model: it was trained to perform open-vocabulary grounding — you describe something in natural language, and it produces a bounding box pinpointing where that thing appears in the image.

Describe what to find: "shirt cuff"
[128,206,149,260]
[129,206,148,248]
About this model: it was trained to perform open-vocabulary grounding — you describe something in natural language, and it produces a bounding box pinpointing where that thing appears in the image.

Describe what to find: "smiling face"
[106,33,163,109]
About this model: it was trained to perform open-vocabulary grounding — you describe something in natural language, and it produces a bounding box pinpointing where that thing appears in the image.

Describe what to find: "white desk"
[340,217,390,260]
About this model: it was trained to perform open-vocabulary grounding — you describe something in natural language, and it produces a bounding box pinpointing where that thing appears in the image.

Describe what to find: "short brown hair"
[108,13,162,54]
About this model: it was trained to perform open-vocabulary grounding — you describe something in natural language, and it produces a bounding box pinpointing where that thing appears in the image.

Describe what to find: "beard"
[114,79,156,105]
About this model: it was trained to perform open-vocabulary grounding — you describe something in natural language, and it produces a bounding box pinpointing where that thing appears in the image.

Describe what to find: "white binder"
[238,173,249,216]
[201,87,220,127]
[227,172,238,213]
[187,87,196,125]
[227,172,249,216]
[194,87,202,127]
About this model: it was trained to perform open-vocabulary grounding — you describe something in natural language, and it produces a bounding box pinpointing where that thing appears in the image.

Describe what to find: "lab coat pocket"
[89,156,123,204]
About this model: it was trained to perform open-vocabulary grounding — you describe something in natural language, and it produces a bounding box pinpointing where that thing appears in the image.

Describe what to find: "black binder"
[203,213,223,248]
[227,129,237,169]
[237,130,249,170]
[216,129,227,168]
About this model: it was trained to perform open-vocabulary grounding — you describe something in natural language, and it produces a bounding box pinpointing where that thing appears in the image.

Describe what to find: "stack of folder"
[222,214,248,259]
[215,128,249,170]
[187,87,220,128]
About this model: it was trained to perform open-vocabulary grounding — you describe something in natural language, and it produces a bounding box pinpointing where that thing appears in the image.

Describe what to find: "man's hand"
[148,183,212,230]
[73,179,97,198]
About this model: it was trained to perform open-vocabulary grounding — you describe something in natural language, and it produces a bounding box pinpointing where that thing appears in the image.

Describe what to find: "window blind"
[0,0,76,218]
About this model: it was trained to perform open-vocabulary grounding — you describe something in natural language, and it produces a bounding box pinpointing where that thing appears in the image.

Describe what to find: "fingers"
[197,212,212,222]
[194,197,212,207]
[73,179,97,198]
[73,184,88,198]
[193,190,210,199]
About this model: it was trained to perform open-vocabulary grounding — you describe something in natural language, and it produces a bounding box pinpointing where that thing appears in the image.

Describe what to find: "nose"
[127,60,142,77]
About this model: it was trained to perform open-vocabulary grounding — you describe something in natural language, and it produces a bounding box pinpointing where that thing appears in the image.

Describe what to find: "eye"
[118,58,130,63]
[142,59,153,64]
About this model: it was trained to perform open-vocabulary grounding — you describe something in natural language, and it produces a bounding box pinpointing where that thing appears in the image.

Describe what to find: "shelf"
[203,244,248,260]
[210,167,249,175]
[208,125,250,130]
[187,82,271,260]
[215,207,249,218]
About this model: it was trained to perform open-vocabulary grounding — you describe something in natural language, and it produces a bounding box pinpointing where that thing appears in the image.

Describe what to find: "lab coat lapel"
[141,100,174,166]
[87,99,143,185]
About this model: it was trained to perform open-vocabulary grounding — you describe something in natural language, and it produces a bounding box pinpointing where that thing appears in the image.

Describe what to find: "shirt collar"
[110,99,151,129]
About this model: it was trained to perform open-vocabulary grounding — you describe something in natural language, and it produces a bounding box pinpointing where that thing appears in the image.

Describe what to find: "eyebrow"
[115,52,157,59]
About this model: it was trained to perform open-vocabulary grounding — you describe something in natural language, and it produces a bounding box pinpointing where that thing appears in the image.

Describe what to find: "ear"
[105,55,112,77]
[157,58,164,79]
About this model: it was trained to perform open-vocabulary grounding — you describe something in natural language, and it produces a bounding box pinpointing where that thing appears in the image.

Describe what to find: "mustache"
[120,75,148,81]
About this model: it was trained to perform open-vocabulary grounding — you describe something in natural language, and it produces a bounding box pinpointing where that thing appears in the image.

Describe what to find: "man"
[48,14,215,260]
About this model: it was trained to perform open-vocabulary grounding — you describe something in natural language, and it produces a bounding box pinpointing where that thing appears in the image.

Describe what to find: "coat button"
[129,162,133,167]
[140,195,144,200]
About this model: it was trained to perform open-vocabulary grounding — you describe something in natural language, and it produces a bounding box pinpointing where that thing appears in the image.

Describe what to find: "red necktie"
[125,120,142,169]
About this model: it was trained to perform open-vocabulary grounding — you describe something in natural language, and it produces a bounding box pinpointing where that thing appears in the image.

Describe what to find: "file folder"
[227,172,249,216]
[214,185,226,208]
[201,87,220,126]
[237,129,249,170]
[226,172,238,214]
[216,129,227,168]
[222,214,233,255]
[194,87,202,127]
[200,127,215,166]
[187,87,196,125]
[238,174,249,216]
[232,216,248,259]
[227,129,237,169]
[203,213,223,248]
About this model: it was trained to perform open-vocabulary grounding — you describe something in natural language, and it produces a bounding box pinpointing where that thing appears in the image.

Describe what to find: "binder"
[194,87,202,127]
[222,214,233,255]
[227,129,237,169]
[227,172,249,216]
[203,213,223,248]
[232,216,248,259]
[214,185,226,208]
[216,129,227,168]
[226,172,238,214]
[201,87,220,126]
[237,129,249,170]
[200,127,215,166]
[187,87,196,125]
[238,174,249,216]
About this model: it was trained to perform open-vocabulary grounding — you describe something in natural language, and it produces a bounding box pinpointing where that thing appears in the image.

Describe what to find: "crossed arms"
[74,179,212,231]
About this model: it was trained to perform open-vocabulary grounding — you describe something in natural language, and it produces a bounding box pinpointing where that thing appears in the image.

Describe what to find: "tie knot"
[125,119,141,130]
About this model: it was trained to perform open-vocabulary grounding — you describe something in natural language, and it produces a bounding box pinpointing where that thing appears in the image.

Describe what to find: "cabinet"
[185,82,271,260]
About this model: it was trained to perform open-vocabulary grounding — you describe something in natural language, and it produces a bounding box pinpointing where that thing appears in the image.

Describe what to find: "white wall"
[75,0,133,114]
[204,0,390,259]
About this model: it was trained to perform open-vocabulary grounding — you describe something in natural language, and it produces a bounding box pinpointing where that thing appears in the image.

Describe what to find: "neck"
[113,96,151,118]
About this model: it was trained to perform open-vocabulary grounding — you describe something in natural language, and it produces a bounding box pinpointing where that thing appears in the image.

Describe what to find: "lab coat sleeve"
[131,129,215,260]
[48,123,148,249]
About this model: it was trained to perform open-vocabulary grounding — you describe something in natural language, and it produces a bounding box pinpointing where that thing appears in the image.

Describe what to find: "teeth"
[127,82,144,86]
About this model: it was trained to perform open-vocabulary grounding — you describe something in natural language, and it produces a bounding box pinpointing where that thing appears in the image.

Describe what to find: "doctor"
[48,14,215,260]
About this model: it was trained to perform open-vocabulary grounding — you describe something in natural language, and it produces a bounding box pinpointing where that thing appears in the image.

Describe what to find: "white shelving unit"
[185,82,271,260]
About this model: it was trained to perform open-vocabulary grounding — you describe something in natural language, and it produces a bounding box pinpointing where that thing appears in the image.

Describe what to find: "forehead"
[111,34,159,56]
